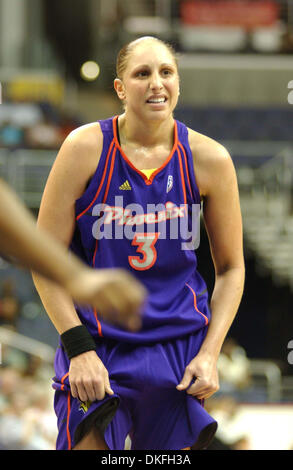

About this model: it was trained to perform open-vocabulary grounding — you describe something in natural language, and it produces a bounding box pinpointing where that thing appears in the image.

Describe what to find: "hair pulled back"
[116,36,178,80]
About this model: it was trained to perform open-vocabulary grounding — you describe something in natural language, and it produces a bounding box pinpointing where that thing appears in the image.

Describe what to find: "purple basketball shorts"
[52,326,217,450]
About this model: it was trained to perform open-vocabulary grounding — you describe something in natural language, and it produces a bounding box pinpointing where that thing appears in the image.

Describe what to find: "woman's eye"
[136,70,149,77]
[135,69,173,78]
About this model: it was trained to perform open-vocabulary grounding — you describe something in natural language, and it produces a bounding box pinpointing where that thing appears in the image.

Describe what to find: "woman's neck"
[118,112,174,149]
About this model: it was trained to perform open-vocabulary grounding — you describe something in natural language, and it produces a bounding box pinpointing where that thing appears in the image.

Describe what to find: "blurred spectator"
[0,279,20,328]
[280,27,293,54]
[0,367,22,412]
[23,354,54,383]
[58,111,78,140]
[0,341,29,372]
[0,297,19,326]
[25,115,62,150]
[206,396,252,450]
[217,337,252,397]
[0,100,81,150]
[21,381,56,449]
[0,103,42,128]
[0,389,32,450]
[0,370,56,449]
[0,120,25,149]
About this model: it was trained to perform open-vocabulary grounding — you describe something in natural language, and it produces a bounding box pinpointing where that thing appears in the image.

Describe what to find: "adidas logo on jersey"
[119,180,132,190]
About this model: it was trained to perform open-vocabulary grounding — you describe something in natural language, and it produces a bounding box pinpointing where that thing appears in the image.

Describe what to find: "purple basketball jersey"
[70,116,211,343]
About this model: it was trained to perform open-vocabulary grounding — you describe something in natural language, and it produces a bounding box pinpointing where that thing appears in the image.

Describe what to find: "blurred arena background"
[0,0,293,450]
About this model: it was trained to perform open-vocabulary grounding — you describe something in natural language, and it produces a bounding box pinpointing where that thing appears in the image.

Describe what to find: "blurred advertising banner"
[180,1,280,28]
[5,75,64,106]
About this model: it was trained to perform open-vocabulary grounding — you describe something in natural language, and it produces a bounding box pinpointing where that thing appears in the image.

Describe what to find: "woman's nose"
[150,72,163,90]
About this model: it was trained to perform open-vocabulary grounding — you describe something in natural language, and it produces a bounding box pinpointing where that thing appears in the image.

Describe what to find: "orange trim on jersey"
[92,236,102,337]
[66,391,72,450]
[92,239,99,267]
[76,139,115,221]
[93,143,116,272]
[93,308,103,337]
[102,145,117,204]
[61,372,69,391]
[91,146,117,337]
[186,283,209,326]
[178,141,193,201]
[112,115,178,185]
[177,148,187,206]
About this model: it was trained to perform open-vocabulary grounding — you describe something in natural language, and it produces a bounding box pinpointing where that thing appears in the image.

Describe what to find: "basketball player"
[0,177,145,331]
[33,37,245,450]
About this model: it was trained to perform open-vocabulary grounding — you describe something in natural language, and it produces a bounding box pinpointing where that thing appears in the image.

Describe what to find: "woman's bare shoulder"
[186,127,235,197]
[40,121,104,207]
[187,127,230,165]
[64,121,103,155]
[53,122,103,180]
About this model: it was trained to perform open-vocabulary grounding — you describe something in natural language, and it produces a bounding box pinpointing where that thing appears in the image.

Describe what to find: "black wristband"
[61,325,96,360]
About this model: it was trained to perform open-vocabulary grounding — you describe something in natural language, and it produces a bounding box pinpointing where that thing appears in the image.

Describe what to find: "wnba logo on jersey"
[166,175,173,193]
[79,400,92,414]
[91,196,201,251]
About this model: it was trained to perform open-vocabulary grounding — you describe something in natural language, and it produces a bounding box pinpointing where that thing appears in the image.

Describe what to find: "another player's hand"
[176,352,219,400]
[69,350,113,402]
[66,268,147,331]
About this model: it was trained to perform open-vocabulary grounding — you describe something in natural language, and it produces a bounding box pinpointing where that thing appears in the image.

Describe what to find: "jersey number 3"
[128,232,160,271]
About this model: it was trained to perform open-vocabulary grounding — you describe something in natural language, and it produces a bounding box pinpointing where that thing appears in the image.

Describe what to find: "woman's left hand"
[176,352,219,400]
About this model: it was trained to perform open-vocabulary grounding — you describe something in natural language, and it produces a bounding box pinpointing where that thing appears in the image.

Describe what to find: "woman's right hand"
[69,350,114,402]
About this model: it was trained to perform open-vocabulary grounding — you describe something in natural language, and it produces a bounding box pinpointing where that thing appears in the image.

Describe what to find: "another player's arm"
[177,131,245,399]
[0,176,82,281]
[0,175,103,300]
[0,178,143,331]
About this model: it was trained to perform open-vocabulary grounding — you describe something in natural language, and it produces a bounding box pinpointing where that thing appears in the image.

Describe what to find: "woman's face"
[115,40,180,122]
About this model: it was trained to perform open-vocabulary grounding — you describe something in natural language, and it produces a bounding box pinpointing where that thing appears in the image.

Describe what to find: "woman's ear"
[114,78,126,101]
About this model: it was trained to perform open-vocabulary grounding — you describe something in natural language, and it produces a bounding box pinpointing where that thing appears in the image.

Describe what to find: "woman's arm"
[177,133,245,399]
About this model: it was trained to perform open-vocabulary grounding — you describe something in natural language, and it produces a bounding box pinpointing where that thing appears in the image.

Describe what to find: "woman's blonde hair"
[116,36,178,80]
